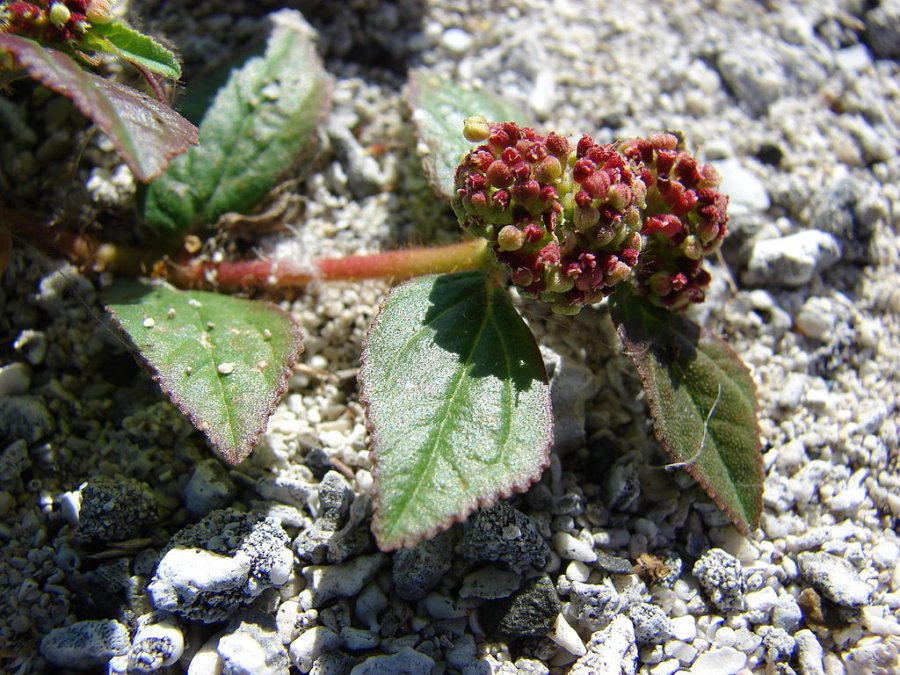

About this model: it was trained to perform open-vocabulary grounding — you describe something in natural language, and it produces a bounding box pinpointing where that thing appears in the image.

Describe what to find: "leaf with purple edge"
[104,279,303,465]
[0,34,197,182]
[608,285,763,533]
[359,271,553,551]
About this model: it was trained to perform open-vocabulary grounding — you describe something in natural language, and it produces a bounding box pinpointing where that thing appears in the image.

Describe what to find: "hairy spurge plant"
[4,9,762,553]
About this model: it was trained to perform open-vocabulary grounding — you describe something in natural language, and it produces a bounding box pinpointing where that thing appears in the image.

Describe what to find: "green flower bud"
[49,2,71,27]
[463,115,491,143]
[497,225,525,252]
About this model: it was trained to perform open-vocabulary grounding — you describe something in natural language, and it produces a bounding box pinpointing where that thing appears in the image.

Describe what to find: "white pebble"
[664,639,698,665]
[670,615,697,642]
[687,646,747,674]
[0,362,31,396]
[744,586,778,614]
[552,532,597,563]
[650,659,681,675]
[217,362,234,375]
[440,28,473,54]
[548,613,586,656]
[713,626,737,648]
[565,560,593,583]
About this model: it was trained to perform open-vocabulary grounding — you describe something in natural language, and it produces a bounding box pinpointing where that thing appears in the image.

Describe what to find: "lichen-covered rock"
[392,530,454,601]
[460,501,550,573]
[570,580,621,632]
[570,614,638,675]
[627,603,674,646]
[798,551,873,607]
[40,619,130,670]
[692,548,745,613]
[147,509,293,622]
[77,476,157,544]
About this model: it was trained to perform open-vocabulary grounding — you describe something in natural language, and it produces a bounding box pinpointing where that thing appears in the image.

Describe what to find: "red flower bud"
[582,171,611,199]
[486,160,514,188]
[545,132,570,157]
[572,159,596,183]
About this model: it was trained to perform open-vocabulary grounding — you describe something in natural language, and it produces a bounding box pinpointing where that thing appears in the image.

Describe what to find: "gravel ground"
[1,1,898,674]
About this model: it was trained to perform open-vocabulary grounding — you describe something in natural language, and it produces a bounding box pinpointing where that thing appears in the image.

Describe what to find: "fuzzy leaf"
[609,286,763,533]
[407,70,532,201]
[360,271,552,551]
[104,280,303,465]
[142,10,332,236]
[0,35,197,182]
[81,21,181,79]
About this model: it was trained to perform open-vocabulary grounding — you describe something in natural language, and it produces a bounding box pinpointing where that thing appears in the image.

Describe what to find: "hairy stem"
[5,208,493,289]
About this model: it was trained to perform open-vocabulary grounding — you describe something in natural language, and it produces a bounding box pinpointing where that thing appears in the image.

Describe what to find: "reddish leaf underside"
[0,35,198,182]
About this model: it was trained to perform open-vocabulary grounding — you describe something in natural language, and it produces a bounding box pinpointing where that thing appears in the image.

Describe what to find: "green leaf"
[80,21,181,79]
[608,286,763,533]
[142,10,333,236]
[104,279,303,465]
[0,35,198,182]
[406,70,532,202]
[359,271,553,551]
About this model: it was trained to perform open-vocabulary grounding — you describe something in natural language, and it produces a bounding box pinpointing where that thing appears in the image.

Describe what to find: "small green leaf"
[80,21,181,79]
[104,280,303,465]
[0,34,198,182]
[609,286,763,533]
[359,271,552,551]
[142,10,333,236]
[406,70,532,201]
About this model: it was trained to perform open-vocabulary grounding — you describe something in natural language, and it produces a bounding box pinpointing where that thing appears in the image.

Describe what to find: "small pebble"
[349,647,434,675]
[128,612,184,673]
[289,626,343,672]
[742,230,842,287]
[798,551,873,607]
[692,549,745,613]
[569,614,638,674]
[686,646,747,674]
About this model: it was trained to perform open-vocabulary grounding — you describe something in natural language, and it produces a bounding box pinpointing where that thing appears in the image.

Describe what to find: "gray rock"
[593,550,634,575]
[762,626,796,663]
[865,1,900,59]
[808,175,878,262]
[570,614,637,675]
[310,651,354,675]
[349,647,434,675]
[461,501,550,573]
[289,626,343,672]
[794,629,826,675]
[257,474,314,509]
[570,580,621,632]
[303,553,387,608]
[459,565,522,600]
[127,611,184,673]
[603,455,641,511]
[712,159,770,214]
[772,594,803,632]
[798,551,873,607]
[742,230,841,287]
[184,459,236,518]
[542,346,595,453]
[147,509,293,622]
[447,634,477,670]
[0,439,31,483]
[716,40,786,116]
[0,395,54,444]
[392,530,454,601]
[295,472,369,565]
[317,471,354,529]
[627,603,675,646]
[77,476,157,544]
[0,361,31,396]
[692,548,745,613]
[218,614,289,675]
[478,575,561,640]
[40,619,130,670]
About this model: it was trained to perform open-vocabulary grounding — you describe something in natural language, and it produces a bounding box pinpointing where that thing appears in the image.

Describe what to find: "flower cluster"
[452,119,728,313]
[621,134,728,309]
[0,0,111,45]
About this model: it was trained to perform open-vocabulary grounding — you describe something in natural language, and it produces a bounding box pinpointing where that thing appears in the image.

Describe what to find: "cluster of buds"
[452,119,729,313]
[453,117,647,315]
[620,133,728,309]
[0,0,112,45]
